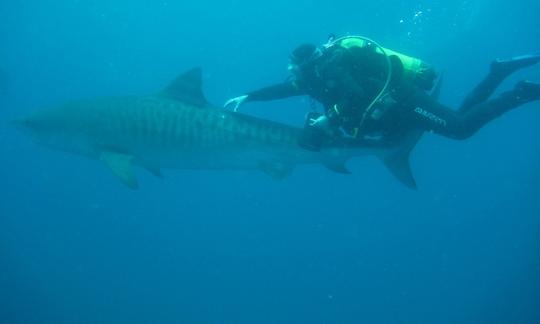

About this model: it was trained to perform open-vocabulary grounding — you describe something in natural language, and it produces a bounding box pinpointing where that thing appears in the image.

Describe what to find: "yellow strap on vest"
[335,36,429,84]
[333,104,340,115]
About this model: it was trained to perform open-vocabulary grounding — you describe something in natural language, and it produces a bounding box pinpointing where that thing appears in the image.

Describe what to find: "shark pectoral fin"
[258,160,294,180]
[100,151,138,189]
[381,131,423,190]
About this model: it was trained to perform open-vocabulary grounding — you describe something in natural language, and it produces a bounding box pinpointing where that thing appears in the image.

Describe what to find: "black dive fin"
[259,161,294,180]
[381,131,423,190]
[160,67,209,107]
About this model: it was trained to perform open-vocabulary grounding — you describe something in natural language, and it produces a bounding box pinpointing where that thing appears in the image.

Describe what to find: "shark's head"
[11,112,54,140]
[11,106,95,156]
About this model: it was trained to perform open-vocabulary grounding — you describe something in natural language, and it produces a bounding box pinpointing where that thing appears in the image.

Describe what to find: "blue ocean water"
[1,0,539,323]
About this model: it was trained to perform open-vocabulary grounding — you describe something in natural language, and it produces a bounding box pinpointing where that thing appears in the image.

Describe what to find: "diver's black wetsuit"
[388,79,535,140]
[248,45,394,121]
[245,46,539,141]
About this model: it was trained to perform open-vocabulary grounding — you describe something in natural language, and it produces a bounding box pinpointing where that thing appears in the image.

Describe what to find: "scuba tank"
[327,35,437,90]
[322,35,437,136]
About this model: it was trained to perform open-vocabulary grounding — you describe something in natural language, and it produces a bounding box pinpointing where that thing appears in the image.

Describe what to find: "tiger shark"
[12,68,421,189]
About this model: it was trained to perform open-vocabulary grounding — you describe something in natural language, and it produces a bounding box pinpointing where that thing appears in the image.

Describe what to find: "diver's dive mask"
[287,45,324,75]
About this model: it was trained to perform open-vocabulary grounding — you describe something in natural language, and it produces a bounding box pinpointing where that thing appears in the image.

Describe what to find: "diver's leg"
[410,81,540,140]
[459,54,540,112]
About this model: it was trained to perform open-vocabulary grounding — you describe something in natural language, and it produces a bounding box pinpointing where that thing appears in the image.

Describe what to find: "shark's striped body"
[13,68,419,189]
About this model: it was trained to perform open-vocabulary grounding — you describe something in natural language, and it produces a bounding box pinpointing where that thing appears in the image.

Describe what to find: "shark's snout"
[10,117,28,130]
[10,116,38,136]
[9,117,33,131]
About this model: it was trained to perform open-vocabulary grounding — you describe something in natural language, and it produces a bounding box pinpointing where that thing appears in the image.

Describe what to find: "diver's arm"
[246,81,304,101]
[224,81,304,111]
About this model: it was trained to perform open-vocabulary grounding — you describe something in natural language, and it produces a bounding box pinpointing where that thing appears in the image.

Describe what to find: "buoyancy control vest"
[322,35,438,137]
[327,35,437,91]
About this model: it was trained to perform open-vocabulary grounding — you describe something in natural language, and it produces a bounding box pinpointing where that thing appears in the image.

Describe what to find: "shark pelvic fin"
[160,67,209,107]
[258,160,294,180]
[100,151,139,189]
[143,165,163,179]
[323,159,352,174]
[381,131,422,190]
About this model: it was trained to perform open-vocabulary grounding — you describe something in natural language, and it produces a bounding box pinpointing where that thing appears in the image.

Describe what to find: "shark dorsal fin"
[160,67,208,107]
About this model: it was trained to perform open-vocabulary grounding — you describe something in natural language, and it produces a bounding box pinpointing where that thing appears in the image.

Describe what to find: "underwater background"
[1,0,539,323]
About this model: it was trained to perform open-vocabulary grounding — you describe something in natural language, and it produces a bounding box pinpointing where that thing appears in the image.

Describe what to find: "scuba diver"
[224,35,540,150]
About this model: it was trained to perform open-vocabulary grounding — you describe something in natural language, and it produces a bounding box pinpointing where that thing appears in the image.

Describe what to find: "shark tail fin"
[381,131,423,190]
[382,73,441,189]
[430,72,444,100]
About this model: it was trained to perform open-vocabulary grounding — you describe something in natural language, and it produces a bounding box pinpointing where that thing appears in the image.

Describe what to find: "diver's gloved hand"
[224,95,249,112]
[308,115,333,135]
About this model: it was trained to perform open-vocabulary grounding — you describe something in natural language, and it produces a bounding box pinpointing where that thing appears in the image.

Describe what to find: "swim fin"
[514,80,540,102]
[491,54,540,76]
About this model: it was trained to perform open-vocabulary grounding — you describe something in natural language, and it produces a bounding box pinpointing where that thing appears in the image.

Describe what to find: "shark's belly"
[130,141,300,170]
